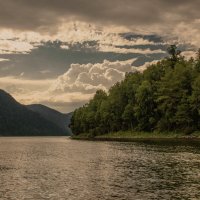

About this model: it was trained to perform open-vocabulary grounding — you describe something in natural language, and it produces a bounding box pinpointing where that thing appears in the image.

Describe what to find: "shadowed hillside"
[0,89,67,136]
[27,104,72,135]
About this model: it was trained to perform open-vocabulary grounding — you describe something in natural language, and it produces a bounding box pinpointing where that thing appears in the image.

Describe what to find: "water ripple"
[0,137,199,200]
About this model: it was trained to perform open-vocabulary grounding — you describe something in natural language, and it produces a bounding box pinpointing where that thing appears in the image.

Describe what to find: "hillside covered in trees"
[27,104,72,135]
[0,89,68,136]
[70,46,200,136]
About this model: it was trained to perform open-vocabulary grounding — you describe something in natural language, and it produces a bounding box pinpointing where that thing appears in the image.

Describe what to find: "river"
[0,137,199,200]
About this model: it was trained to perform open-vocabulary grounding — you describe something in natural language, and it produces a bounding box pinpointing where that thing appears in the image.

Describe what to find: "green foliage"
[167,45,182,68]
[71,46,200,136]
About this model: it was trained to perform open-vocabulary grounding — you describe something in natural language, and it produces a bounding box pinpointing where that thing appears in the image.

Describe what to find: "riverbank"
[71,131,200,142]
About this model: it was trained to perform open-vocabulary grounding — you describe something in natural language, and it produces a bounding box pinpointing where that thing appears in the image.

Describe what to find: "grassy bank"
[71,131,200,142]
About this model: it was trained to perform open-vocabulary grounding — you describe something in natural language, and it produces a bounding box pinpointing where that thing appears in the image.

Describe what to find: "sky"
[0,0,199,113]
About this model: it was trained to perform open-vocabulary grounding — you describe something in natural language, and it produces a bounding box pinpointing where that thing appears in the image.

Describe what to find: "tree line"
[70,45,200,136]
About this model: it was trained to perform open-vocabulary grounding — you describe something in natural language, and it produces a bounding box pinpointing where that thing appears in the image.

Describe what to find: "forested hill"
[70,46,200,136]
[0,89,67,136]
[27,104,72,135]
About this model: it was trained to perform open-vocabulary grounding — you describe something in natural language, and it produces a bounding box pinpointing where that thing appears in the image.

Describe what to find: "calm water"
[0,137,200,200]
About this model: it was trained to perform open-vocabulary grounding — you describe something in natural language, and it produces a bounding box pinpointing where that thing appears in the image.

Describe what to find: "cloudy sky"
[0,0,199,112]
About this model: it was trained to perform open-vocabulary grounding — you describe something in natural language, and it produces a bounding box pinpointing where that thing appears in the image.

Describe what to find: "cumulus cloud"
[49,59,137,94]
[0,58,159,112]
[48,58,162,104]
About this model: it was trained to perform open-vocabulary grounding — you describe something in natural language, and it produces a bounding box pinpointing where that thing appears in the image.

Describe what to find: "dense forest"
[70,45,200,136]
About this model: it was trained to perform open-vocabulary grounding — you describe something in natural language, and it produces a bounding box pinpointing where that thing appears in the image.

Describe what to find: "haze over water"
[0,137,199,200]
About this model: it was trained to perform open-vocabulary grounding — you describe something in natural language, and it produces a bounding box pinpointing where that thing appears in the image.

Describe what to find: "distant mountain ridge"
[0,89,70,136]
[27,104,72,135]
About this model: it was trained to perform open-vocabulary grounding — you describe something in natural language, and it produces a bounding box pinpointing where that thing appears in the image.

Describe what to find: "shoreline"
[71,131,200,143]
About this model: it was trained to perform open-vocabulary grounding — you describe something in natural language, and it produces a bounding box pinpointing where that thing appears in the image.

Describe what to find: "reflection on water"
[0,137,200,200]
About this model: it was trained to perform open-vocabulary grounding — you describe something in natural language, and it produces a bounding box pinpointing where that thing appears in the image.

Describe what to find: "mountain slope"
[27,104,72,135]
[0,89,66,136]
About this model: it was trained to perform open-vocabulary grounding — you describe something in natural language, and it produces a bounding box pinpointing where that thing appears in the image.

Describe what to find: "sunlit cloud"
[0,38,35,54]
[0,22,166,55]
[0,58,156,112]
[0,58,9,62]
[0,0,199,112]
[49,59,137,94]
[181,51,196,60]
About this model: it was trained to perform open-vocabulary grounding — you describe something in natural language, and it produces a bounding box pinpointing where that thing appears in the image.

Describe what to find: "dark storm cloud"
[0,0,199,31]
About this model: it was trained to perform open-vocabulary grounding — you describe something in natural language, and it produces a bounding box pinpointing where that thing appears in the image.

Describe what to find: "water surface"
[0,137,200,200]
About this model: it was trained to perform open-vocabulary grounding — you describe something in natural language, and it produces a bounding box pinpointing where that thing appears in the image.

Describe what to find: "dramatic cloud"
[0,1,199,112]
[173,20,200,47]
[0,1,199,47]
[0,39,35,54]
[0,75,93,112]
[0,25,166,55]
[0,59,158,112]
[0,1,199,32]
[50,59,137,94]
[0,37,167,80]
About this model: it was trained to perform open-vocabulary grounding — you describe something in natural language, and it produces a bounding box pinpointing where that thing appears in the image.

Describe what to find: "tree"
[156,62,194,131]
[70,47,200,136]
[134,81,156,131]
[190,75,200,129]
[167,45,181,68]
[122,104,135,130]
[195,49,200,72]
